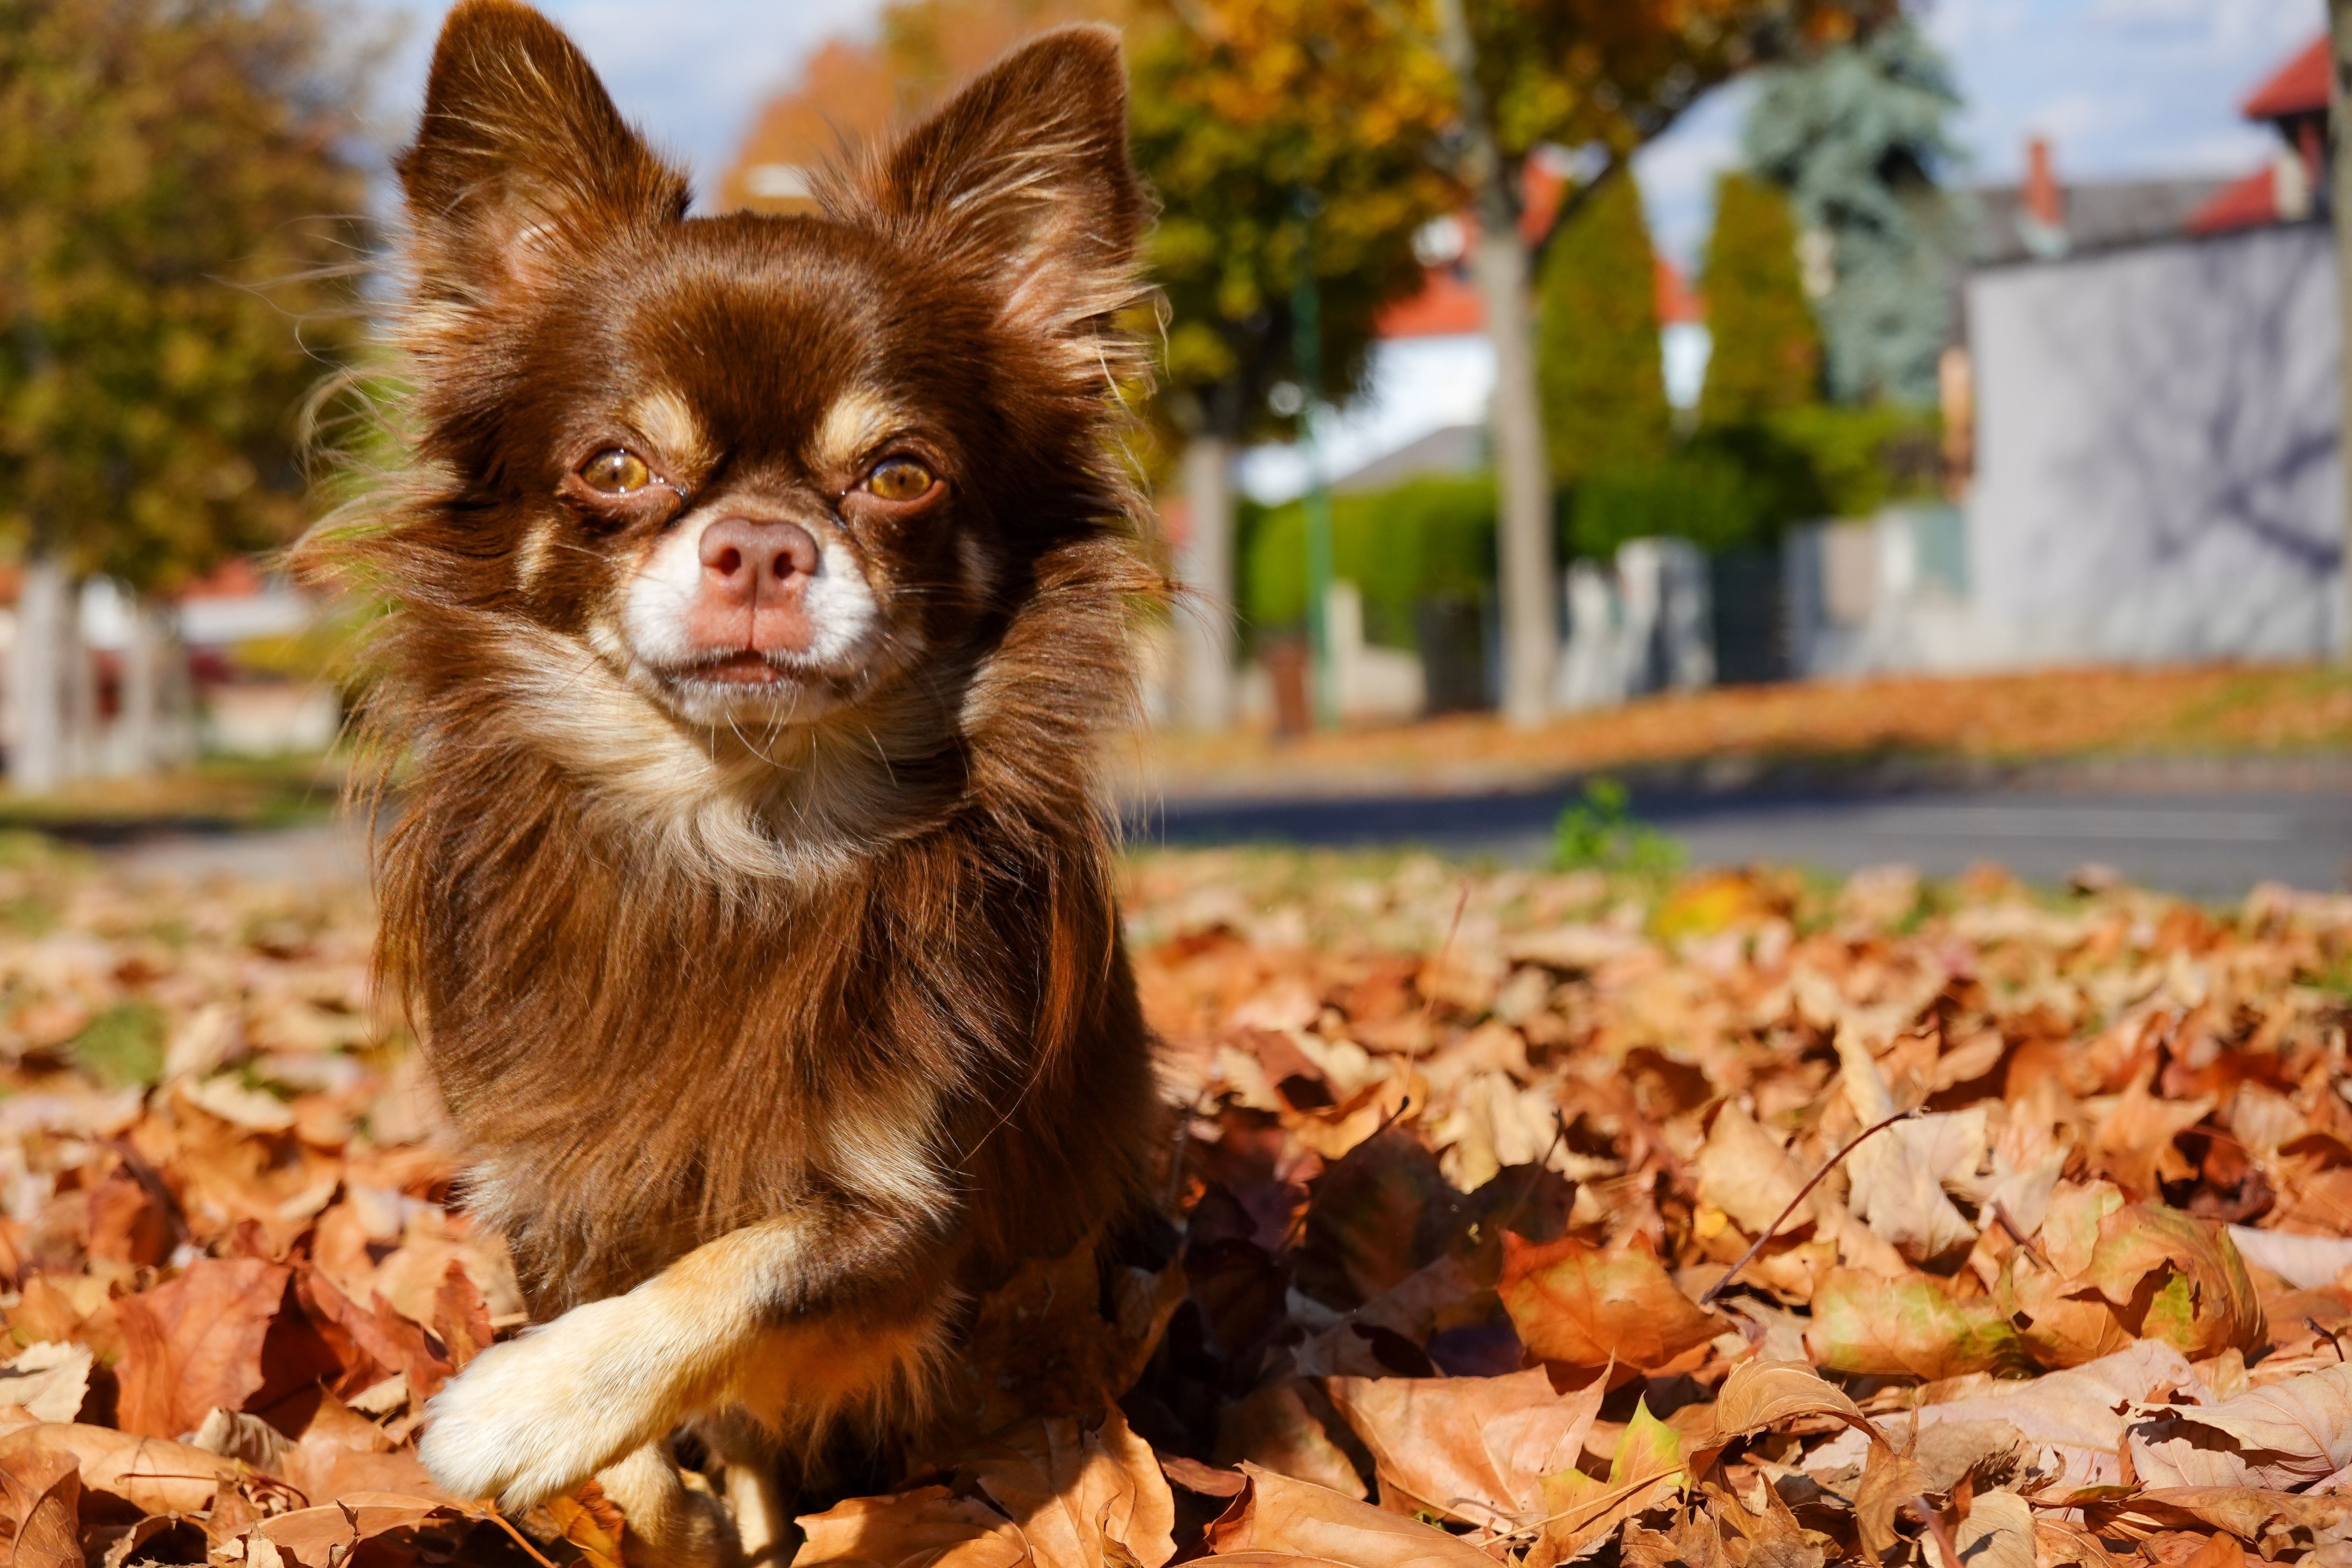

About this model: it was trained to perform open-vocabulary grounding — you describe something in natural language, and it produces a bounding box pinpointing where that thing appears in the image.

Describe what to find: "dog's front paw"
[419,1297,668,1511]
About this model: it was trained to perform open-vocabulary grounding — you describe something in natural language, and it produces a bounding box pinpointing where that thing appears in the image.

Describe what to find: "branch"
[1697,1108,1917,1306]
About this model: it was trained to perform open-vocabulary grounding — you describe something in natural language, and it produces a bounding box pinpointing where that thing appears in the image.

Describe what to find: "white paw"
[419,1297,668,1511]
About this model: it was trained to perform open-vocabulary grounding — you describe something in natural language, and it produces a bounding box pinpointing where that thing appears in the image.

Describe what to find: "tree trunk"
[119,593,159,777]
[2333,0,2352,661]
[1175,432,1238,730]
[8,553,69,793]
[61,582,95,782]
[1436,0,1557,728]
[151,601,196,770]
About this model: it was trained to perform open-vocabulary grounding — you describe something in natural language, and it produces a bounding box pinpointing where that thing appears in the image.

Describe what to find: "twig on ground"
[1698,1109,1918,1307]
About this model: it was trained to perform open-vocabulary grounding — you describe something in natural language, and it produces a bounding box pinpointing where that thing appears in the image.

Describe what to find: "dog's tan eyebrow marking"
[516,518,556,593]
[625,389,712,469]
[810,389,905,474]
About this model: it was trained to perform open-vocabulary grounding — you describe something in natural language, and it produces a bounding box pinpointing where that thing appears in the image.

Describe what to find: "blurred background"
[0,0,2346,897]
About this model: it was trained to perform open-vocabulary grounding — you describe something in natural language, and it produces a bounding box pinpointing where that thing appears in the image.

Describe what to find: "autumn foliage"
[3,838,2352,1565]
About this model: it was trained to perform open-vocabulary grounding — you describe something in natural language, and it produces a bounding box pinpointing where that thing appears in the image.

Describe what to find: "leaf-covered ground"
[5,836,2352,1568]
[1128,663,2352,795]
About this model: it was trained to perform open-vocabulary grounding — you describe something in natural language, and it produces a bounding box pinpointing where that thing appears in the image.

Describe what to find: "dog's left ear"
[833,25,1142,343]
[399,0,687,308]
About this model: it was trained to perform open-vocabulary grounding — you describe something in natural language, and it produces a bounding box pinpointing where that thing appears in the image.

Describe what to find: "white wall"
[1966,222,2345,665]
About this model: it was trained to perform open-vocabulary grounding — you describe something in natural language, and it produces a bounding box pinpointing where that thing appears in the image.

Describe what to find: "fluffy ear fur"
[826,26,1144,346]
[398,0,687,306]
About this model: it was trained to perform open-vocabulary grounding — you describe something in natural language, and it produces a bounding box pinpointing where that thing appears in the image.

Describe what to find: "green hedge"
[1571,403,1942,561]
[1239,475,1494,647]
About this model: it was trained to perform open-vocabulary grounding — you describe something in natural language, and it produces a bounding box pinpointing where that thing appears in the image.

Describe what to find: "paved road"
[1131,786,2352,900]
[80,785,2352,901]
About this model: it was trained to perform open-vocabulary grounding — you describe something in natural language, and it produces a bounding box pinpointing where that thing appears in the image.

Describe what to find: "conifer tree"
[1698,172,1821,426]
[1537,171,1670,490]
[1743,15,1960,404]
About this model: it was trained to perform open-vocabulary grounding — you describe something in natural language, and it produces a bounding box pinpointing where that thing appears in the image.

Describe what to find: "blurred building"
[1789,35,2345,677]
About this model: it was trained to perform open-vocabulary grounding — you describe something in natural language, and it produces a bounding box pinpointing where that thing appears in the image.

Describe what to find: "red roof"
[1655,255,1702,326]
[2245,36,2327,121]
[1378,265,1483,337]
[2185,166,2281,235]
[1379,178,1699,340]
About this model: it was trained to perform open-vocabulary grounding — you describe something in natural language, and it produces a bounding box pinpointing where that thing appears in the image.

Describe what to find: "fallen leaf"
[2083,1205,2265,1360]
[1801,1339,2209,1491]
[0,1344,88,1425]
[2226,1227,2352,1291]
[114,1258,306,1438]
[1844,1109,1987,1262]
[253,1492,475,1568]
[1711,1358,1876,1444]
[1297,1130,1462,1309]
[1201,1464,1495,1567]
[1323,1366,1601,1527]
[0,1422,236,1514]
[0,1428,80,1568]
[1499,1233,1723,1372]
[1952,1488,2035,1568]
[961,1407,1176,1568]
[1213,1381,1368,1501]
[1533,1398,1685,1565]
[2132,1361,2352,1491]
[794,1486,1029,1567]
[1806,1268,2031,1379]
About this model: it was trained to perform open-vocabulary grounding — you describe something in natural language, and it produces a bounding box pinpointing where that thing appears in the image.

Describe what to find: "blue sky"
[1632,0,2324,266]
[358,0,2327,269]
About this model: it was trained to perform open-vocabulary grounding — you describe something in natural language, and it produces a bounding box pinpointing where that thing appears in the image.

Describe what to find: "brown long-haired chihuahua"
[300,2,1163,1560]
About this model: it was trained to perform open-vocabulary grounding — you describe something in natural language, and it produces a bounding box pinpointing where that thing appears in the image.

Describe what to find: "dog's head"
[378,0,1145,752]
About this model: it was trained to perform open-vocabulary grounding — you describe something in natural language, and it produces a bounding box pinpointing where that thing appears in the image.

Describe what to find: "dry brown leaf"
[794,1486,1031,1568]
[1323,1366,1601,1527]
[2226,1227,2352,1290]
[1712,1358,1876,1444]
[1213,1382,1369,1500]
[1806,1267,2030,1380]
[114,1257,302,1438]
[1801,1339,2208,1491]
[0,1428,80,1568]
[961,1407,1176,1568]
[251,1492,475,1568]
[0,1345,88,1426]
[2132,1361,2352,1491]
[1498,1232,1723,1372]
[1843,1109,1987,1262]
[0,1421,236,1515]
[2092,1067,2213,1199]
[1953,1488,2035,1568]
[1531,1398,1687,1566]
[1201,1464,1495,1567]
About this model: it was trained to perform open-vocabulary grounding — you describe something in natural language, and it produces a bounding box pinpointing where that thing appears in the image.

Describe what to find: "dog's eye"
[864,457,934,502]
[580,448,652,495]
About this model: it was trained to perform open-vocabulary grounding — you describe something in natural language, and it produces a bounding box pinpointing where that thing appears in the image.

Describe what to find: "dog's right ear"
[398,0,686,309]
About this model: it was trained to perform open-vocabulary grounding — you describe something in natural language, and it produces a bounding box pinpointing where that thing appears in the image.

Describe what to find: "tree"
[1430,0,1893,727]
[0,0,368,786]
[1126,0,1458,728]
[1537,170,1670,490]
[1698,172,1821,426]
[1743,15,1960,405]
[721,0,1111,212]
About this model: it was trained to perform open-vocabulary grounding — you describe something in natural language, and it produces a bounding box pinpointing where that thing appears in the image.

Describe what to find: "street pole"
[1293,190,1337,730]
[2332,0,2352,662]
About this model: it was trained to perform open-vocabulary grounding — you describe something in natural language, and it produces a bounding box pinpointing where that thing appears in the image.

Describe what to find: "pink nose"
[698,517,819,600]
[687,518,822,655]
